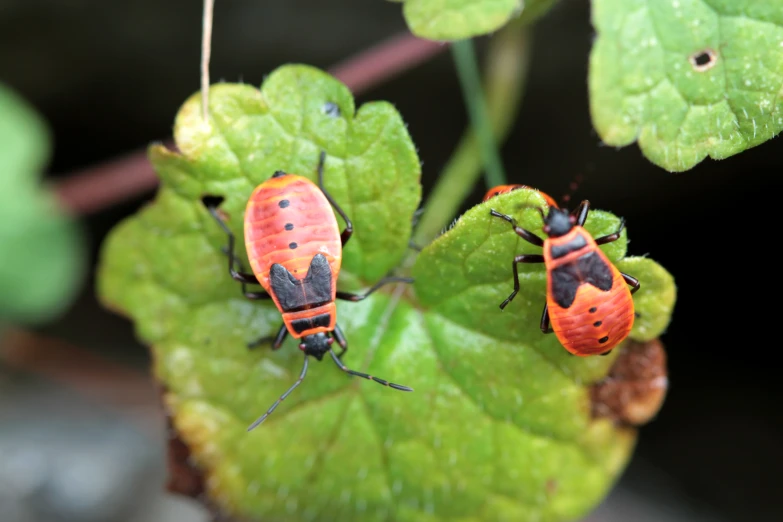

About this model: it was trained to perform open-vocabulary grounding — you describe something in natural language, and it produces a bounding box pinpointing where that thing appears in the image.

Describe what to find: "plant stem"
[451,39,506,188]
[53,32,448,216]
[201,0,215,121]
[412,22,532,247]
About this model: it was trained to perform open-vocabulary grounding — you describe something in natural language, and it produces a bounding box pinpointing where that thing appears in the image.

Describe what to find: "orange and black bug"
[205,151,413,430]
[482,184,558,208]
[490,199,640,357]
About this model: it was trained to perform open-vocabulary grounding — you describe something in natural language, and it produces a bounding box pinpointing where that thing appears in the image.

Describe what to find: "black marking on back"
[550,251,614,308]
[285,223,294,231]
[291,313,332,334]
[550,234,587,259]
[279,199,290,208]
[579,252,613,291]
[269,254,333,312]
[289,242,298,250]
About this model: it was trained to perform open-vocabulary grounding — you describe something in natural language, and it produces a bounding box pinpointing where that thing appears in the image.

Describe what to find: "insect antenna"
[559,173,584,210]
[247,354,310,431]
[328,350,413,391]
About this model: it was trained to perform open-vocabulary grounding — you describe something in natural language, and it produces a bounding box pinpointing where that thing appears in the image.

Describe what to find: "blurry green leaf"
[0,83,84,323]
[394,0,559,40]
[589,0,783,172]
[98,66,675,522]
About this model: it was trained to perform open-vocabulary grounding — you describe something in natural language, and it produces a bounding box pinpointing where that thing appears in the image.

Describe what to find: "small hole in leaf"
[201,195,229,221]
[323,102,341,118]
[689,49,718,72]
[201,194,225,208]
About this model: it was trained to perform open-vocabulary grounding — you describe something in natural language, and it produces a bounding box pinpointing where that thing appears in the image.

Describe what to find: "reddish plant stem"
[330,32,448,95]
[0,328,162,435]
[53,32,448,216]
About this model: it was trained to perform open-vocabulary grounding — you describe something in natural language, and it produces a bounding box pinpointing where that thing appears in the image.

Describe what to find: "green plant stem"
[451,39,506,188]
[412,22,532,247]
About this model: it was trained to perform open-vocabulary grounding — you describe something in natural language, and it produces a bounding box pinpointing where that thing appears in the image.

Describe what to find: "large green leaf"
[392,0,559,40]
[98,66,676,522]
[590,0,783,172]
[0,83,84,323]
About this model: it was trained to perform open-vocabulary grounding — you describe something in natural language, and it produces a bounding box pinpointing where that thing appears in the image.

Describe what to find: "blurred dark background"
[1,0,781,521]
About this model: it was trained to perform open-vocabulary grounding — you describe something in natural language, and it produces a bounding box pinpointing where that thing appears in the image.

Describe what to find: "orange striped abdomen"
[547,267,634,356]
[244,174,342,293]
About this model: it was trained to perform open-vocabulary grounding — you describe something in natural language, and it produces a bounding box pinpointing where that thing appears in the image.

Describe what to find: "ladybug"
[205,151,413,430]
[482,184,558,208]
[489,198,640,356]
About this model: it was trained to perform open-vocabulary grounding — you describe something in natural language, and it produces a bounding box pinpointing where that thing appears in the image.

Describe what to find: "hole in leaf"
[323,102,341,118]
[201,194,229,221]
[201,194,225,208]
[689,49,718,72]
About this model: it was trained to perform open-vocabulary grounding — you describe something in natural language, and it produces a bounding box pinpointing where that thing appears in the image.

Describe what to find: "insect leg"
[220,246,272,300]
[329,349,413,392]
[572,200,590,227]
[205,203,258,285]
[499,254,545,310]
[621,272,641,294]
[316,150,354,246]
[599,350,613,357]
[247,354,309,431]
[489,209,544,247]
[332,324,348,359]
[540,303,553,333]
[594,217,625,245]
[408,207,426,251]
[336,276,414,302]
[248,323,288,350]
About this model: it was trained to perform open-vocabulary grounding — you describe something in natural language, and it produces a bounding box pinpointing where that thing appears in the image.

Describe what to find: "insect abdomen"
[547,263,634,356]
[244,175,342,291]
[282,303,337,338]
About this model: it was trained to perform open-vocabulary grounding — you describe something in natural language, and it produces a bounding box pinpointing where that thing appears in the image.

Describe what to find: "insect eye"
[299,343,306,351]
[327,338,334,345]
[569,216,576,224]
[543,225,551,233]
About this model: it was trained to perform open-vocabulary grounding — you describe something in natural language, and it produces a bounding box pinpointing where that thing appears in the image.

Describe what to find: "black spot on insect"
[589,307,598,313]
[323,102,341,118]
[289,242,298,250]
[272,171,287,178]
[279,199,290,208]
[593,321,602,327]
[689,49,718,72]
[285,223,294,231]
[598,336,609,344]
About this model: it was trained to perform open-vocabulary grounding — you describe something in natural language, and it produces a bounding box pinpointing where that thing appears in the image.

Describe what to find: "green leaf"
[414,189,676,383]
[98,67,675,522]
[589,0,783,172]
[0,83,84,323]
[394,0,559,40]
